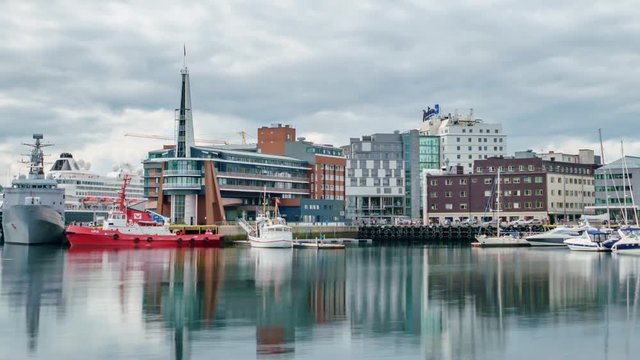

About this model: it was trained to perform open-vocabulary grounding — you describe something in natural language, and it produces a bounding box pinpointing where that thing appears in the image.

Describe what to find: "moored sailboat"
[472,168,530,248]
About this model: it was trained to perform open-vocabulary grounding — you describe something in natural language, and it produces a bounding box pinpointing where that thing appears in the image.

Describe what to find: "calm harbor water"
[1,245,640,360]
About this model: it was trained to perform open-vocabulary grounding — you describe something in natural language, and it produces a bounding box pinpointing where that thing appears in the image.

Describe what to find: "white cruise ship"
[47,153,145,211]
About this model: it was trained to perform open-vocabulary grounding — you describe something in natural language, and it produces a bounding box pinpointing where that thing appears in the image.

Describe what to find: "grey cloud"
[1,0,639,177]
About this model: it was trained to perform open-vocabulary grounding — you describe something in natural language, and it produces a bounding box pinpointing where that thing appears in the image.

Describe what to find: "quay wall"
[218,224,358,242]
[357,225,547,243]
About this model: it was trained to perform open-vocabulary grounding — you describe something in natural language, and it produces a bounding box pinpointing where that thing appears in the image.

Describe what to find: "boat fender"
[112,234,119,240]
[203,237,209,243]
[189,238,196,246]
[134,238,140,244]
[177,238,183,244]
[146,237,153,243]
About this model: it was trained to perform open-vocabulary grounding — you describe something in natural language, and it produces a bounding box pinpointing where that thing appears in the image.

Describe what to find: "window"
[513,177,520,184]
[460,178,468,185]
[445,191,452,197]
[519,165,525,171]
[460,191,467,197]
[430,179,438,186]
[484,178,493,184]
[445,203,453,210]
[534,176,543,183]
[523,177,532,184]
[445,179,453,185]
[535,189,543,196]
[460,203,468,210]
[503,178,511,184]
[524,189,532,196]
[430,192,438,198]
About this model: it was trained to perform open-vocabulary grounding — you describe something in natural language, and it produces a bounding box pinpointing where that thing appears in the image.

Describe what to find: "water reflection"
[0,245,65,352]
[1,246,640,359]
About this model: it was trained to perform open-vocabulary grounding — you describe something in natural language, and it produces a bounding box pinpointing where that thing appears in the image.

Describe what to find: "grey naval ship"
[1,134,65,245]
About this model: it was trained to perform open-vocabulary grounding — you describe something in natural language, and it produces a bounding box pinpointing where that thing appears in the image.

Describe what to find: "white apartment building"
[343,132,405,224]
[420,111,507,173]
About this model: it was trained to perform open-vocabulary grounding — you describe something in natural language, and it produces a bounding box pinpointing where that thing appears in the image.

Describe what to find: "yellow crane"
[236,130,256,145]
[124,133,230,145]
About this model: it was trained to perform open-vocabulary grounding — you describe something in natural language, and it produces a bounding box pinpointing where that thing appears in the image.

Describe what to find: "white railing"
[237,218,255,235]
[162,183,201,190]
[163,170,202,176]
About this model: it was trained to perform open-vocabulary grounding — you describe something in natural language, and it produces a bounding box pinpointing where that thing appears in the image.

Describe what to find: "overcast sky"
[1,0,639,182]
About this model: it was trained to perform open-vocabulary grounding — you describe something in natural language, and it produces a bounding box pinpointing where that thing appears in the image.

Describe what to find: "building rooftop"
[597,156,640,170]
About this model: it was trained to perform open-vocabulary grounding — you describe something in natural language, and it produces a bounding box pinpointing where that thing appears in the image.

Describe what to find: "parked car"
[461,218,478,225]
[525,218,543,225]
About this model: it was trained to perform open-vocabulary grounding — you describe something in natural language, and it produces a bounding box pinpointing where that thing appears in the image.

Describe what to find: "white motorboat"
[248,216,293,248]
[564,229,619,252]
[525,226,585,246]
[611,227,640,253]
[293,237,345,249]
[473,231,530,248]
[238,189,293,248]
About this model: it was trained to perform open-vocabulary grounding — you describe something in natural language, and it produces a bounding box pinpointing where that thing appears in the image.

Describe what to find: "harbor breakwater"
[357,224,547,243]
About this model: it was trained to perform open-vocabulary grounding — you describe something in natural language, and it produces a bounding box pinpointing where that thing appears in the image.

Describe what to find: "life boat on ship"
[65,175,223,248]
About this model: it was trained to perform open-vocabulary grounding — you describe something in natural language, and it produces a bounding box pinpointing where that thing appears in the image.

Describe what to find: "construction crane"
[236,130,256,145]
[124,133,230,145]
[237,131,247,144]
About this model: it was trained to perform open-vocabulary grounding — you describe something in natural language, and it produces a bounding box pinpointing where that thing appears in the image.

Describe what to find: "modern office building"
[420,110,507,173]
[257,125,347,223]
[143,66,312,224]
[590,156,640,223]
[424,155,598,224]
[343,132,405,224]
[402,130,440,220]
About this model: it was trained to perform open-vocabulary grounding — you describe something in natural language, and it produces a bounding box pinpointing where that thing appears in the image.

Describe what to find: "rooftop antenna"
[183,43,187,69]
[469,108,474,120]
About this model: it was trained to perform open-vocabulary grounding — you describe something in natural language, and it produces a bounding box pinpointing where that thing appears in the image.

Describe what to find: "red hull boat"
[65,175,223,248]
[66,225,222,248]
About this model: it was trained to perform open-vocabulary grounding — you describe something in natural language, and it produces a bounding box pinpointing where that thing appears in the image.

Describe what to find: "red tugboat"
[65,176,223,248]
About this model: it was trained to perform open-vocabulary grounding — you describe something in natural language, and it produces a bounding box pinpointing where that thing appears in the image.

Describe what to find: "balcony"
[217,171,308,183]
[164,170,202,177]
[162,183,201,190]
[219,184,309,195]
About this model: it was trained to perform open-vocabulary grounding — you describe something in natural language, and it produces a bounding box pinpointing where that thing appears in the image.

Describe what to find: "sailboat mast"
[599,129,611,223]
[621,140,629,225]
[621,140,639,226]
[496,168,501,237]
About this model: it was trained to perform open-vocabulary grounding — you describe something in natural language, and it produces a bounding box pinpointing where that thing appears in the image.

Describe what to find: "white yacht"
[525,226,585,246]
[564,229,619,252]
[611,227,640,253]
[47,153,145,211]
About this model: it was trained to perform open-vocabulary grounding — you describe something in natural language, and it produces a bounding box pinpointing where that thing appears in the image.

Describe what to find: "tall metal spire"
[176,46,195,158]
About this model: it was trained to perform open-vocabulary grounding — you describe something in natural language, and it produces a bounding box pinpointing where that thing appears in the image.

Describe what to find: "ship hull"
[65,225,223,248]
[1,205,65,245]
